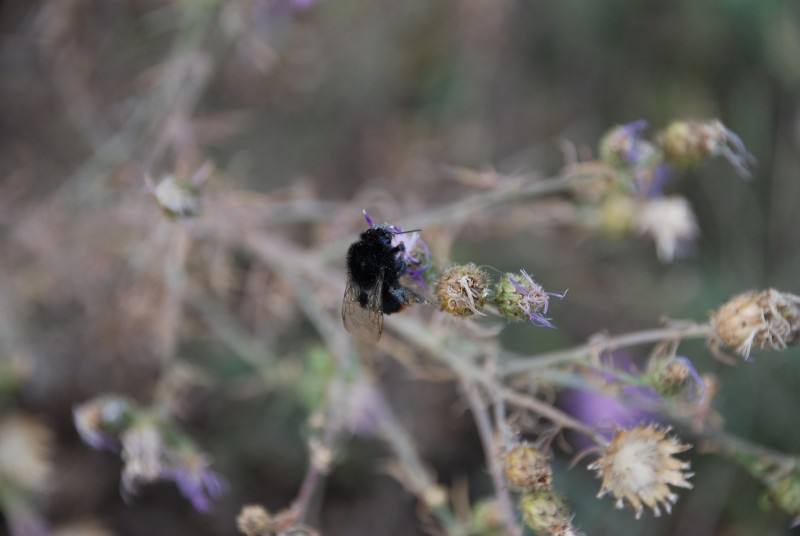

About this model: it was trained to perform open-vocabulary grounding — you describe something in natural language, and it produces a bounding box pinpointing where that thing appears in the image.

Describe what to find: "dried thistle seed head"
[435,263,490,317]
[503,444,553,491]
[634,196,699,262]
[494,270,564,327]
[237,504,271,536]
[711,289,800,359]
[588,423,693,519]
[518,489,578,536]
[658,119,755,178]
[647,356,705,401]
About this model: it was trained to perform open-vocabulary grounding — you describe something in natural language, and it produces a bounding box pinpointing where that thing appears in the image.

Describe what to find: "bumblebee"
[342,224,425,342]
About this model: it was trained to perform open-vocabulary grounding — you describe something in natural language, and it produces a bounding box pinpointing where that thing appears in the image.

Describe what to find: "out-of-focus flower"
[518,489,578,536]
[435,263,490,317]
[634,196,699,262]
[711,289,800,359]
[6,504,49,536]
[646,355,706,402]
[363,210,432,287]
[342,377,383,437]
[494,270,565,327]
[559,384,660,451]
[599,120,650,168]
[503,443,552,491]
[471,498,506,536]
[154,175,203,218]
[658,119,756,178]
[237,504,271,536]
[597,193,636,236]
[73,395,133,452]
[164,449,227,513]
[588,423,693,519]
[75,395,226,513]
[120,420,164,495]
[0,413,53,494]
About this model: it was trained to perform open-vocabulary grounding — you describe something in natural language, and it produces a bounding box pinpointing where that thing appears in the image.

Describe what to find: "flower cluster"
[658,119,756,179]
[502,444,578,535]
[711,289,800,359]
[588,423,693,519]
[432,264,565,327]
[73,395,226,512]
[577,118,754,262]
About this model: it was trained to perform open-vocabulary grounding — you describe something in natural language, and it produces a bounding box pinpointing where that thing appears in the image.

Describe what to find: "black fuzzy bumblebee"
[342,224,425,342]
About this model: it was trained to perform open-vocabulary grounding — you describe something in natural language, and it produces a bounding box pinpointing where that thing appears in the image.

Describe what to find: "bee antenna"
[393,228,421,234]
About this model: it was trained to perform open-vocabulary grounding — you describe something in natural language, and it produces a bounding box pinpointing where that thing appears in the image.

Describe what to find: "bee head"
[362,225,395,246]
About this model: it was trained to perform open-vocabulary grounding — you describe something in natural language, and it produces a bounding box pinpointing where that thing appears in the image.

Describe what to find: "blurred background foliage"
[1,0,800,534]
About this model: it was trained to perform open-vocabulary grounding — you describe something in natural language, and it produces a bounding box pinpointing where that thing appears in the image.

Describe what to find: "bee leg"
[391,286,426,306]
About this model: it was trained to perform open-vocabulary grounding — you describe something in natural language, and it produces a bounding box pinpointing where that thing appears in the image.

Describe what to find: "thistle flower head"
[658,119,756,178]
[588,423,693,519]
[494,269,564,327]
[73,395,134,452]
[647,355,706,402]
[518,489,579,536]
[363,210,432,287]
[471,498,505,536]
[120,420,164,494]
[0,413,53,493]
[164,448,227,513]
[435,263,490,317]
[503,443,553,491]
[634,196,699,262]
[711,289,800,359]
[237,504,271,536]
[599,120,650,168]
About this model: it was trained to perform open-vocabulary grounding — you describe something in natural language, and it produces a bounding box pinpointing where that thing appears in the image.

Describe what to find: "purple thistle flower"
[165,453,227,513]
[618,120,649,164]
[73,396,133,453]
[507,270,566,328]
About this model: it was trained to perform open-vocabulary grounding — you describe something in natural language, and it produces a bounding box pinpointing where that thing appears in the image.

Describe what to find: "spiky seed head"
[711,289,800,359]
[494,270,563,327]
[658,119,755,178]
[518,489,578,536]
[503,444,553,491]
[471,498,505,536]
[435,263,490,317]
[236,504,271,536]
[588,423,693,519]
[647,355,705,401]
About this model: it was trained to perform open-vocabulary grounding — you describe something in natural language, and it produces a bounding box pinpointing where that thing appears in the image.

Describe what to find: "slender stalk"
[499,322,713,376]
[462,382,523,536]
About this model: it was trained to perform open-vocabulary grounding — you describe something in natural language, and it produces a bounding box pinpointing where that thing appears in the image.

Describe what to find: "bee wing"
[342,277,384,343]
